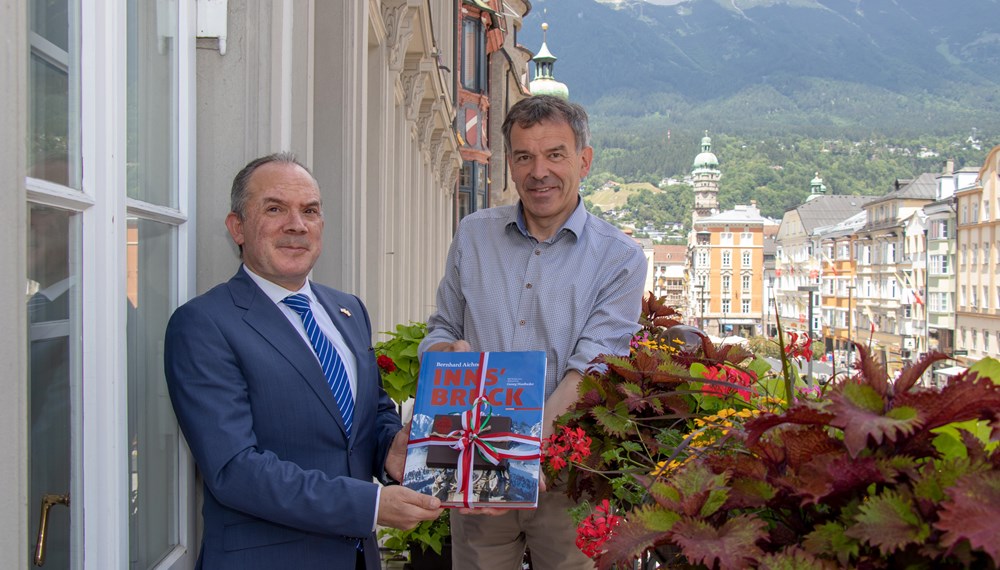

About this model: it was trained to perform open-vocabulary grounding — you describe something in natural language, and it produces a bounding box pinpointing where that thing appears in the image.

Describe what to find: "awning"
[933,365,967,377]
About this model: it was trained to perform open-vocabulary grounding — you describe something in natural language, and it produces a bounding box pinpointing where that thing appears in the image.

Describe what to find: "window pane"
[127,218,179,567]
[28,0,81,188]
[461,18,482,92]
[27,204,81,569]
[127,0,176,206]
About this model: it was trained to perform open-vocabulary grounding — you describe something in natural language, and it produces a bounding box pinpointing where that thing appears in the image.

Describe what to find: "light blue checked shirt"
[421,199,647,399]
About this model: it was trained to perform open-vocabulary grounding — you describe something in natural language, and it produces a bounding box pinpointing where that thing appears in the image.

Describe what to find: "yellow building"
[690,203,768,337]
[955,145,1000,363]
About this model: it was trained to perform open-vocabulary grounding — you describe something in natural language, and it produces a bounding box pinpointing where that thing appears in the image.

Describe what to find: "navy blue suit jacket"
[164,267,401,569]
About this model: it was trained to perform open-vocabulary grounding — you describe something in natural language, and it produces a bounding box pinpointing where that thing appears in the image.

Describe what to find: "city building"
[925,161,979,378]
[774,189,875,341]
[813,210,867,362]
[652,245,687,308]
[2,1,533,566]
[461,0,535,215]
[955,145,1000,365]
[689,202,769,337]
[761,223,780,337]
[854,173,937,374]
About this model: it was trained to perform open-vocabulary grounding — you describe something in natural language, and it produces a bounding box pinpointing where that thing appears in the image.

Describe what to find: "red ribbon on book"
[408,352,541,507]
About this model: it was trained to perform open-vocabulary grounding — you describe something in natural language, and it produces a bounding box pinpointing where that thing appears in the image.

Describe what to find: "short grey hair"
[230,152,313,220]
[501,95,591,155]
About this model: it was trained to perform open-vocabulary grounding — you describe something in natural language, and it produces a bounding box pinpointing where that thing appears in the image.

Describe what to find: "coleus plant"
[586,344,1000,569]
[544,294,775,515]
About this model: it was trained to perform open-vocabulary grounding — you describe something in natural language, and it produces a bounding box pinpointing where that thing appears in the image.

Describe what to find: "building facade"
[813,211,866,361]
[689,203,768,337]
[854,174,936,374]
[955,145,1000,364]
[925,162,979,369]
[652,244,687,308]
[3,1,532,567]
[774,192,874,341]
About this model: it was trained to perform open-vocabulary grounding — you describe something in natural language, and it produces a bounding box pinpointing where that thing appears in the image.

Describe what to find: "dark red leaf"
[936,470,1000,564]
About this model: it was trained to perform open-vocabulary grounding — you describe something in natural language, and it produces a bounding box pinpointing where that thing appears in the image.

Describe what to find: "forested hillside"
[518,0,1000,227]
[583,130,994,227]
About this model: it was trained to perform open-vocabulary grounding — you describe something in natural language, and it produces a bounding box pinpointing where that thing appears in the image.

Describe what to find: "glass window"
[741,250,751,266]
[126,0,177,207]
[722,250,731,268]
[29,0,81,188]
[127,218,180,566]
[741,298,750,314]
[697,250,708,267]
[125,1,185,563]
[27,205,81,570]
[457,160,488,225]
[461,17,486,93]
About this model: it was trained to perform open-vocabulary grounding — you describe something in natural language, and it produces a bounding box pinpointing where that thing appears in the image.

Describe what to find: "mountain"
[519,0,1000,135]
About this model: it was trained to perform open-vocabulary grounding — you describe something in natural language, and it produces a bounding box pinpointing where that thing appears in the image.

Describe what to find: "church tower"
[806,172,827,201]
[691,131,720,222]
[529,22,569,99]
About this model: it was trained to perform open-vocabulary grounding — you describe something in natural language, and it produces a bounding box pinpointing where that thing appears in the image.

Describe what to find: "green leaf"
[688,361,709,379]
[840,382,885,413]
[757,547,842,570]
[968,356,1000,384]
[747,356,773,380]
[802,522,860,566]
[845,489,930,554]
[620,440,643,453]
[634,504,682,531]
[591,402,632,437]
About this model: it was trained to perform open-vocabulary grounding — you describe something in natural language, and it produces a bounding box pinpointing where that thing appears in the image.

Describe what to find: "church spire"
[530,22,569,99]
[691,131,721,222]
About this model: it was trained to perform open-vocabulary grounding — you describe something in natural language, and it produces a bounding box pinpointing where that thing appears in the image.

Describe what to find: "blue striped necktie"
[283,293,355,436]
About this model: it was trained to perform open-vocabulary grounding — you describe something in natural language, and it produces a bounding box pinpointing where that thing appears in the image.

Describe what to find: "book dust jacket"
[402,351,546,508]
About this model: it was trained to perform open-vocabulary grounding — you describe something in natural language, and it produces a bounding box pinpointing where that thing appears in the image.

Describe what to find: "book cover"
[401,351,546,509]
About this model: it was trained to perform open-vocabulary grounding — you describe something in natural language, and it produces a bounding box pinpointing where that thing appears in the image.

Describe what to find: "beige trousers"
[450,491,595,570]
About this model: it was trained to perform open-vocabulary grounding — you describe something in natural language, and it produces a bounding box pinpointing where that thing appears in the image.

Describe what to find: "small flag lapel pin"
[340,307,352,317]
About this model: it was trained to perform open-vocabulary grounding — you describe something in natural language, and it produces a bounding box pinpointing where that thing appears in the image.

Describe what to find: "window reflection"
[126,0,176,207]
[28,0,80,188]
[27,204,78,569]
[126,218,179,568]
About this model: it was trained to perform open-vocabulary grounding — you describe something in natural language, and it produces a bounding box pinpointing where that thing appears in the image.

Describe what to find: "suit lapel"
[313,287,371,428]
[230,270,351,437]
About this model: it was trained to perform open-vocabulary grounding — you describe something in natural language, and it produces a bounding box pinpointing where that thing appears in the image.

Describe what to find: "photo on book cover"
[401,351,546,508]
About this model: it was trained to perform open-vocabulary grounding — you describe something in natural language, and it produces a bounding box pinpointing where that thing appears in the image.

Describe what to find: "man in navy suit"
[164,153,442,569]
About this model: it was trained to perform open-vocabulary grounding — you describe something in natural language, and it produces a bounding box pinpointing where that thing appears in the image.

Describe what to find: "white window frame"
[22,3,197,568]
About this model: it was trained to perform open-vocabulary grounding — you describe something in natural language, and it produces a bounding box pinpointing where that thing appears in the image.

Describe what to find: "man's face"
[507,118,592,239]
[225,162,323,290]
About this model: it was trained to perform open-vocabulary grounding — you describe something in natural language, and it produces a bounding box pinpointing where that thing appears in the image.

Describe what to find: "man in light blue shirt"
[421,95,647,569]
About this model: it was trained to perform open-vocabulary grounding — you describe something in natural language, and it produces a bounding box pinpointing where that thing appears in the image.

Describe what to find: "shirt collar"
[508,197,586,241]
[243,265,315,304]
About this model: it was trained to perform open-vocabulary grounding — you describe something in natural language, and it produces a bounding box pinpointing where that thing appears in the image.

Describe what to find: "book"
[401,351,546,509]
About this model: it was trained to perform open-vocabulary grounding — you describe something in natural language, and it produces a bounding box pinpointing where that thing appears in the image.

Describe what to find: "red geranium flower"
[576,499,622,559]
[784,332,814,363]
[376,354,397,373]
[701,365,755,401]
[542,425,592,472]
